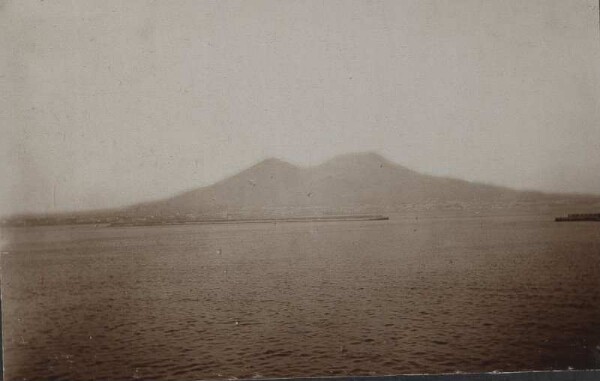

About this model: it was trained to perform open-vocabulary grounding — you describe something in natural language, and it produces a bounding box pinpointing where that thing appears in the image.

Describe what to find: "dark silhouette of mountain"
[121,152,597,218]
[6,152,599,226]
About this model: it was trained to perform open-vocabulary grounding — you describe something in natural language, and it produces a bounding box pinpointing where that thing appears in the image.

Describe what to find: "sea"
[1,213,600,380]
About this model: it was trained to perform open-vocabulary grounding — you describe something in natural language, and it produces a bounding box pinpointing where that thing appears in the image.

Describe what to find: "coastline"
[108,215,389,227]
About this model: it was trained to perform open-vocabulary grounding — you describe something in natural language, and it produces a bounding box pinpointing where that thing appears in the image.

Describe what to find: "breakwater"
[555,213,600,222]
[109,214,389,227]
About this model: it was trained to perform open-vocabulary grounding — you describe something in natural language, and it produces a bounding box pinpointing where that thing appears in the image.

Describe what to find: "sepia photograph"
[1,1,600,380]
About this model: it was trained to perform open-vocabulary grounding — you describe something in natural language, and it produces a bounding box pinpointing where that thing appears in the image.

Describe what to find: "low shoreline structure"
[555,213,600,222]
[108,214,389,227]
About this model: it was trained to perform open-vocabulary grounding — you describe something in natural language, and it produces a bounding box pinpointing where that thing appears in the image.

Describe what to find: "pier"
[555,213,600,222]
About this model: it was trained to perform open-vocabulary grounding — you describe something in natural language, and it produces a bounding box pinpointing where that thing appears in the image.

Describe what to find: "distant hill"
[5,152,600,226]
[122,152,598,218]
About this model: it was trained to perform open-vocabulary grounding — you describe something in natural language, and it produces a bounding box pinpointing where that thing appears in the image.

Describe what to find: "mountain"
[121,152,597,218]
[6,152,599,226]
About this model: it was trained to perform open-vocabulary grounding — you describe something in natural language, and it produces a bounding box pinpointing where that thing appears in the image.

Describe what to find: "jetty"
[109,214,389,227]
[555,213,600,222]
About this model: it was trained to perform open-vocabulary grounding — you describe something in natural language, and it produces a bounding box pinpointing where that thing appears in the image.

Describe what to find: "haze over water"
[3,214,600,380]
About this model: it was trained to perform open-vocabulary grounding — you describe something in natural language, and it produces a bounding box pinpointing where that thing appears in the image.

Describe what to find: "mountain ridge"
[4,152,600,224]
[122,152,598,218]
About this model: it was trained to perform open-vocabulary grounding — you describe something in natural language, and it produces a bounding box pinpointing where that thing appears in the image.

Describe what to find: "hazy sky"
[2,0,599,216]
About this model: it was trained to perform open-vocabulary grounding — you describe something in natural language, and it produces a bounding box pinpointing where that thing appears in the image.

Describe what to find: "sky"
[1,0,599,216]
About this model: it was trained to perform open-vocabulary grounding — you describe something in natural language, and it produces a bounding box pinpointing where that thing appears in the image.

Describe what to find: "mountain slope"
[123,152,590,218]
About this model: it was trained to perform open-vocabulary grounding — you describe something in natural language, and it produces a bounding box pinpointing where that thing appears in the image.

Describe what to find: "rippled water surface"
[2,215,600,380]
